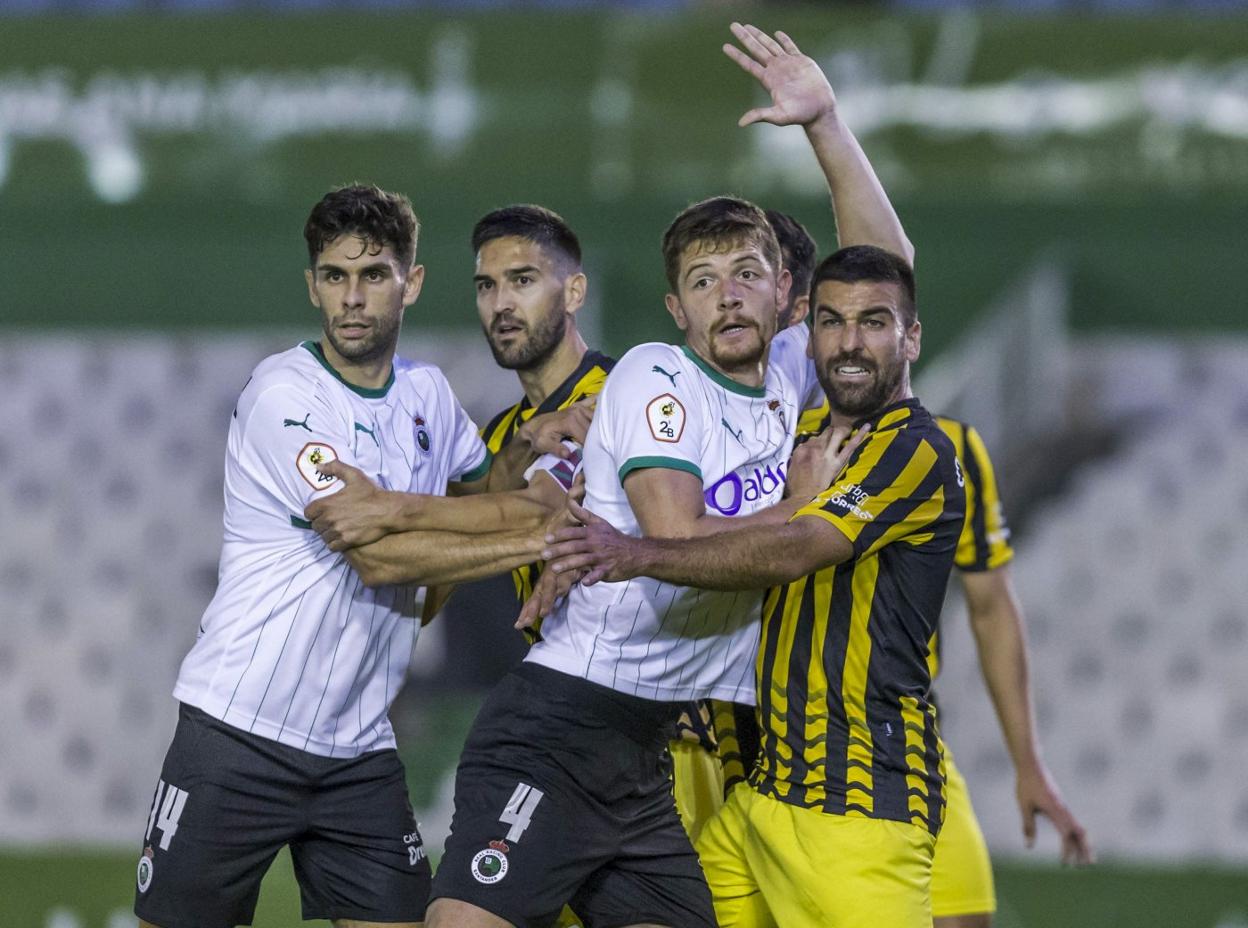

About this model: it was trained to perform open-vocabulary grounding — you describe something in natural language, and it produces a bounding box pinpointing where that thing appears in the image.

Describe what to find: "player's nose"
[343,277,366,309]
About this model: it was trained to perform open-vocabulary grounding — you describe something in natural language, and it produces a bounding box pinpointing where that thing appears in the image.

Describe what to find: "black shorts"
[133,703,431,928]
[431,663,715,928]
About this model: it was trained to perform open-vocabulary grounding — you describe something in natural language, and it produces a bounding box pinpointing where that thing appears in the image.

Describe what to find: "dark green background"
[3,12,1246,357]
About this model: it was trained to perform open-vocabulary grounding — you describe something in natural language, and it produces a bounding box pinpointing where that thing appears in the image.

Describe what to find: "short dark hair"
[304,184,419,267]
[765,210,818,300]
[662,196,781,292]
[810,245,917,323]
[471,205,582,271]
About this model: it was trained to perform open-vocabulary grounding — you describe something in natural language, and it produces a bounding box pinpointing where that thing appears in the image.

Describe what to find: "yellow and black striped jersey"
[751,399,965,837]
[936,417,1014,575]
[926,417,1015,681]
[797,397,830,437]
[798,408,1016,682]
[481,350,615,602]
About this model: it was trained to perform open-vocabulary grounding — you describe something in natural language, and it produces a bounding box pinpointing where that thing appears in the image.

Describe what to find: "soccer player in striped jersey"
[539,245,965,927]
[473,205,615,606]
[135,185,558,928]
[781,302,1093,924]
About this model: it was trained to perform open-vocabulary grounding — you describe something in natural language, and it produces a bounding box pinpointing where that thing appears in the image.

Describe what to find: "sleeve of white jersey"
[235,381,353,520]
[603,346,707,484]
[770,324,823,411]
[441,381,492,484]
[523,441,582,493]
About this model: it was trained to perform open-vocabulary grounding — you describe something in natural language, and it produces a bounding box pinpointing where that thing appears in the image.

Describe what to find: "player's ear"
[664,293,688,332]
[563,271,588,315]
[774,268,792,321]
[305,268,321,308]
[403,264,426,307]
[904,319,921,362]
[789,294,811,328]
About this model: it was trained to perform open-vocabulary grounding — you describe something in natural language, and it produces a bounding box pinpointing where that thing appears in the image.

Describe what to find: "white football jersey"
[768,323,823,411]
[526,339,807,704]
[174,341,490,758]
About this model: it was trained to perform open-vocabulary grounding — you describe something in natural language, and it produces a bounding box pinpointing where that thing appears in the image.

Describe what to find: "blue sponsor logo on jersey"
[704,462,787,516]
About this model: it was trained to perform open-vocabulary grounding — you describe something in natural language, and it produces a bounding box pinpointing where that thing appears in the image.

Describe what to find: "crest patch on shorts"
[470,847,509,884]
[136,847,155,893]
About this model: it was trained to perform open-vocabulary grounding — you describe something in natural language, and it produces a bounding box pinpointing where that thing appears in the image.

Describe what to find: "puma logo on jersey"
[720,417,745,446]
[354,421,379,447]
[651,365,681,387]
[284,414,312,431]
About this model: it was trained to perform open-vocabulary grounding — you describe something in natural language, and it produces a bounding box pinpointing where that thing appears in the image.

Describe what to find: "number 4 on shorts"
[144,779,189,851]
[499,782,544,843]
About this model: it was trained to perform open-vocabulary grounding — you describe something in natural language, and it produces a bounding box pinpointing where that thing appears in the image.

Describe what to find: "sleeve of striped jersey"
[768,324,824,413]
[792,431,951,559]
[235,381,353,519]
[444,386,492,483]
[523,442,583,493]
[956,425,1015,572]
[608,347,705,483]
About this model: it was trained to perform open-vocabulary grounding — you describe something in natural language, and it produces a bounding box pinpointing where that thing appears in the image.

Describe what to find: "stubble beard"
[323,308,402,365]
[485,293,569,371]
[818,352,906,420]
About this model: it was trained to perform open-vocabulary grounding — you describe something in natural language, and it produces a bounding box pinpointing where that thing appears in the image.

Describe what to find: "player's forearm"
[968,587,1045,773]
[646,496,807,541]
[632,521,820,591]
[396,489,551,535]
[484,436,535,492]
[806,110,914,265]
[346,527,544,587]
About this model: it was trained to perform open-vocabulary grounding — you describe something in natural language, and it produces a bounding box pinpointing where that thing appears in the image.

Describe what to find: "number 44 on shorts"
[500,781,544,843]
[144,779,189,851]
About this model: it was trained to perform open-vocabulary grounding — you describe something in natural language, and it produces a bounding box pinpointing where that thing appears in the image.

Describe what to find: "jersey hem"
[172,690,396,759]
[522,651,755,705]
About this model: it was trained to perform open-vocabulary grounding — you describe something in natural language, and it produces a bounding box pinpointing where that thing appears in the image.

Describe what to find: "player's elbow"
[346,551,403,588]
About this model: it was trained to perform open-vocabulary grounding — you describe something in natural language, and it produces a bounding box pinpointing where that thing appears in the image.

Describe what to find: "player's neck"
[318,340,396,391]
[828,381,915,429]
[688,344,765,390]
[517,329,589,407]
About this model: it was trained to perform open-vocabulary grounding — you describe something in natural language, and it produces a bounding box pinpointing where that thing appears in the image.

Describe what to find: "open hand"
[305,460,395,551]
[786,423,870,501]
[1017,765,1094,866]
[518,397,597,460]
[724,22,838,129]
[541,497,643,587]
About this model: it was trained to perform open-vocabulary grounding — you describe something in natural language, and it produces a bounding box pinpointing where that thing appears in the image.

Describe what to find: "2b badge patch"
[646,394,685,443]
[296,442,339,491]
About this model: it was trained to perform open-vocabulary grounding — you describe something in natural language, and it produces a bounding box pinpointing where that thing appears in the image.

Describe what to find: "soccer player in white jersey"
[135,185,558,928]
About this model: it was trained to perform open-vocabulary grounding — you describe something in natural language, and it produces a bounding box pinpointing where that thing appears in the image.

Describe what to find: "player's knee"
[426,897,513,928]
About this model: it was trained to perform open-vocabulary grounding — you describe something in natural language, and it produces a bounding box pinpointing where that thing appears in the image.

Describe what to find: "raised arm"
[961,566,1093,865]
[725,22,914,264]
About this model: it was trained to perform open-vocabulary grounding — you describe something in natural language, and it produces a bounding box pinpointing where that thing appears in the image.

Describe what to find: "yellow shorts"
[670,739,726,844]
[695,783,936,928]
[931,752,996,918]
